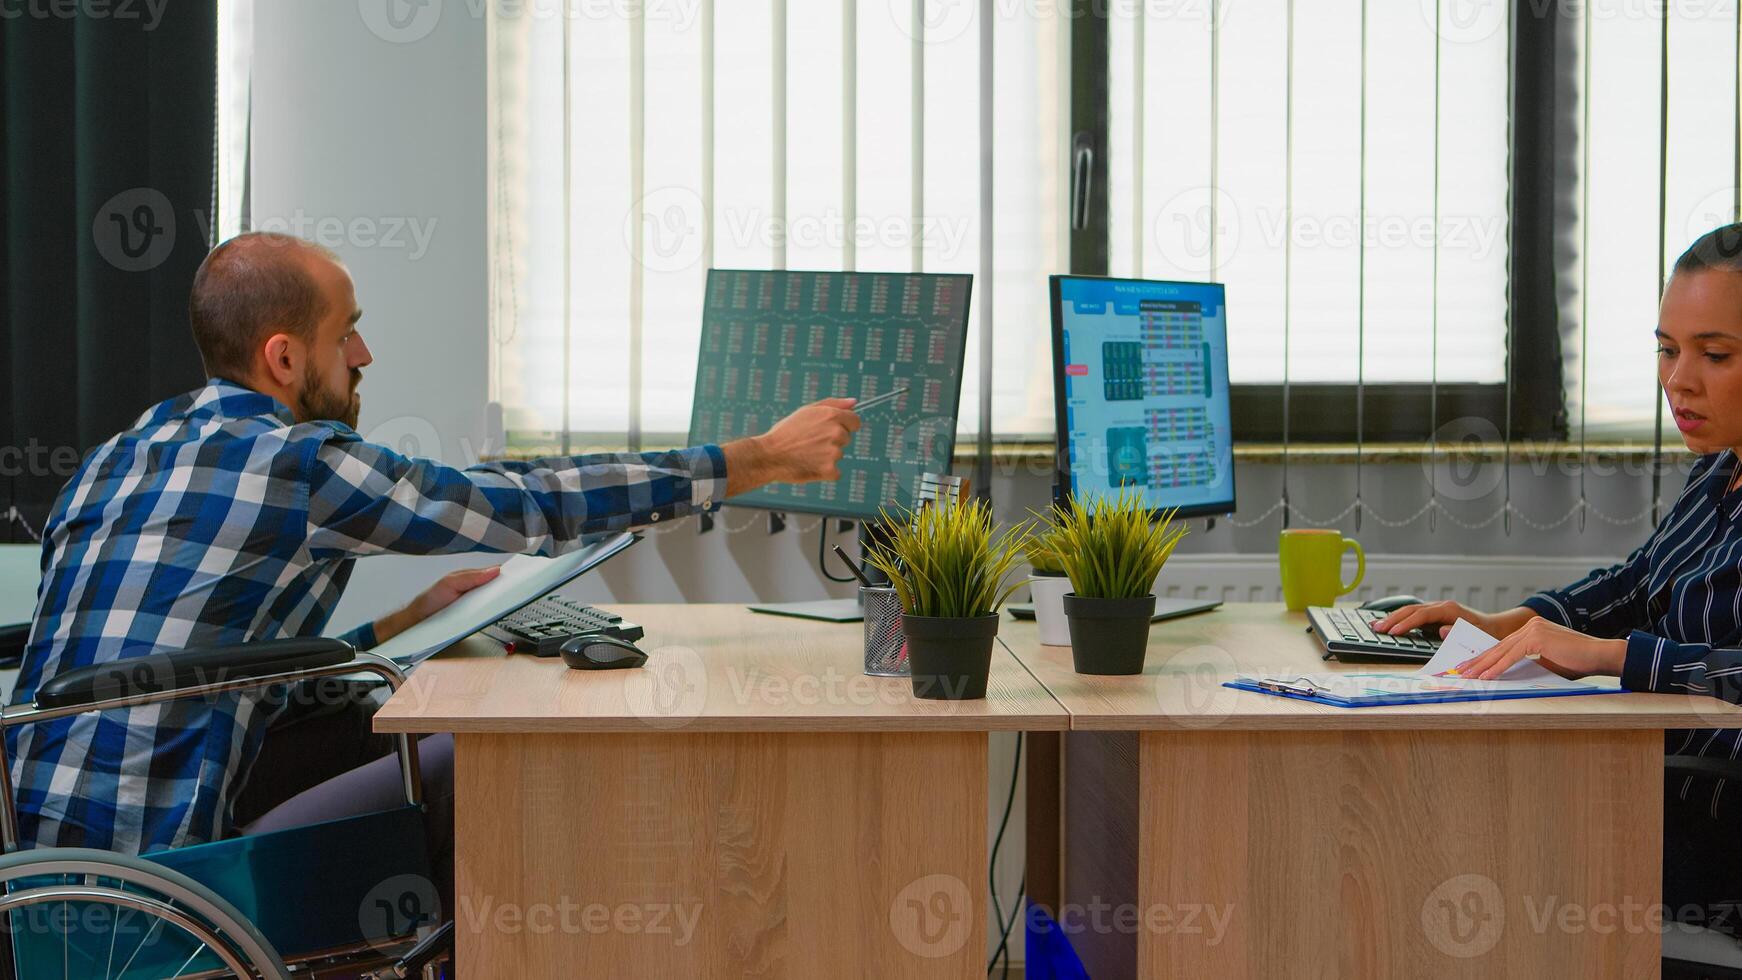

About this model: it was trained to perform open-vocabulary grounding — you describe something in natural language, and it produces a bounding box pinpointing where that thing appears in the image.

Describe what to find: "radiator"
[1157,554,1613,611]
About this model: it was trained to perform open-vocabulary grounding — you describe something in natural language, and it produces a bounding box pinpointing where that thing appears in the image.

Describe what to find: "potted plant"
[864,496,1032,700]
[1052,489,1189,675]
[1026,509,1073,647]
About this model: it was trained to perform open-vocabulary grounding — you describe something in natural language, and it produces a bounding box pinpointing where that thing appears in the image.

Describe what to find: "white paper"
[365,532,639,667]
[1413,618,1583,688]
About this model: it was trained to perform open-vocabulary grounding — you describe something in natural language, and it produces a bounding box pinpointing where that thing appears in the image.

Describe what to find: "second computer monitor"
[1050,275,1236,519]
[687,269,973,520]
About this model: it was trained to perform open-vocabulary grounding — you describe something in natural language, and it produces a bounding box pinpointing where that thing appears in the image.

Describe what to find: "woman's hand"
[1371,601,1537,641]
[1455,617,1628,680]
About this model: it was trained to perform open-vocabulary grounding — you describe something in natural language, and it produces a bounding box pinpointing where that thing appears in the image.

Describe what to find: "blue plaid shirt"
[10,379,725,853]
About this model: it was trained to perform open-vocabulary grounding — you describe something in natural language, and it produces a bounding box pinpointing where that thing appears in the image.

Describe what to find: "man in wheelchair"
[5,232,858,974]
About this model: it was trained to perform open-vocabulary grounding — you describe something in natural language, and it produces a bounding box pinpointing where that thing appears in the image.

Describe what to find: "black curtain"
[1,0,217,541]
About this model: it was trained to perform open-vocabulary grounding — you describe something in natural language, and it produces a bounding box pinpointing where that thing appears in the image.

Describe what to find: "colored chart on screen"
[687,269,972,519]
[1056,277,1234,517]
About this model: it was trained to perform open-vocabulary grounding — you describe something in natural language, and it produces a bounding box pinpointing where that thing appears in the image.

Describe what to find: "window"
[491,2,1742,451]
[490,1,1068,447]
[1571,2,1739,438]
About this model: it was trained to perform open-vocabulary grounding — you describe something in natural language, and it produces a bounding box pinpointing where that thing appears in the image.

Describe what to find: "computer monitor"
[1050,275,1236,519]
[687,269,973,521]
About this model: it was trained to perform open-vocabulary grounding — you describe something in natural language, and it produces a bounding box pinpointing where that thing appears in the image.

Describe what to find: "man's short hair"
[188,233,341,381]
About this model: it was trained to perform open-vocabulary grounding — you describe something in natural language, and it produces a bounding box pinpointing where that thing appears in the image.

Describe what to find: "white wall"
[251,0,489,481]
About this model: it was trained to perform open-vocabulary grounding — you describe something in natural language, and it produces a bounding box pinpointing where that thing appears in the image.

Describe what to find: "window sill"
[495,438,1696,467]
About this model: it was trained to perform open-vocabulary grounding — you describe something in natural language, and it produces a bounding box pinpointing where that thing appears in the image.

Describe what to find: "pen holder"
[861,586,908,677]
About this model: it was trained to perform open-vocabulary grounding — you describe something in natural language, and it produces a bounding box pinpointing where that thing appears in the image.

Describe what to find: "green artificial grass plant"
[1049,488,1188,600]
[863,495,1034,618]
[1024,511,1069,576]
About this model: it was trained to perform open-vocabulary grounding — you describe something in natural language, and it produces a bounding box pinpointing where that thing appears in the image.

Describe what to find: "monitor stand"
[748,521,894,624]
[747,597,866,623]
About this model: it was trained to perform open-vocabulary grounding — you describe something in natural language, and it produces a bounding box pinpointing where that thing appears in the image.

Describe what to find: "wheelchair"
[0,633,453,979]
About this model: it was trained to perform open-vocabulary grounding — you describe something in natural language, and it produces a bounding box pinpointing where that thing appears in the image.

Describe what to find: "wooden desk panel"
[376,604,1067,733]
[457,730,988,977]
[1135,728,1660,979]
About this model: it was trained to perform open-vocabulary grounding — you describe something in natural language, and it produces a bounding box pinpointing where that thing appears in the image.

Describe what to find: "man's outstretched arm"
[304,397,860,561]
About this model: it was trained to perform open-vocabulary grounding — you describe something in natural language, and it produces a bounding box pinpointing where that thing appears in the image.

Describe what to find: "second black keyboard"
[484,596,645,657]
[1306,606,1441,664]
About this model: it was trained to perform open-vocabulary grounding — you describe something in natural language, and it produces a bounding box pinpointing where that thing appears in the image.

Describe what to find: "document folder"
[1224,672,1625,708]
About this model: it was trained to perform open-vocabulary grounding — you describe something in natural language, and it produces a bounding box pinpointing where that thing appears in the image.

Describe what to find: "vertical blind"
[1577,1,1740,437]
[490,0,1068,446]
[1108,0,1512,388]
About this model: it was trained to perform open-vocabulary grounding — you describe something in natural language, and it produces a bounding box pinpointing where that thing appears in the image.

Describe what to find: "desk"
[1004,603,1742,979]
[375,604,1067,977]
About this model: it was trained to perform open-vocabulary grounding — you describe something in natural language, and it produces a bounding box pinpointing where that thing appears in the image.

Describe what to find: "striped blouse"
[1523,449,1742,818]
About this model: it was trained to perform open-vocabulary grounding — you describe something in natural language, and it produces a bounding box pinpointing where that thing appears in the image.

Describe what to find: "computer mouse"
[1358,594,1424,614]
[559,634,649,670]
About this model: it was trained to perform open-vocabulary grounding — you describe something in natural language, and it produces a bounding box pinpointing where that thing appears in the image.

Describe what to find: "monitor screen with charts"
[1050,275,1236,519]
[687,269,973,520]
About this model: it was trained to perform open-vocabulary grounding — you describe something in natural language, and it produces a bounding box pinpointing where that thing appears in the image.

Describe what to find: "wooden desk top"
[375,604,1068,734]
[1002,602,1742,731]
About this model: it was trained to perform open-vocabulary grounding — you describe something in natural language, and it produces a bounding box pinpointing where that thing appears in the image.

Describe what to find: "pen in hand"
[854,386,910,412]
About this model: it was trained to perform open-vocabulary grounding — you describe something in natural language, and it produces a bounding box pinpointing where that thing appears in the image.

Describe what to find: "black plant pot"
[1062,593,1157,675]
[901,614,999,700]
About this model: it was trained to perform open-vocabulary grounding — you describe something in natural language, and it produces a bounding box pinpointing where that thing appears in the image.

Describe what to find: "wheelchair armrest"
[1666,754,1742,782]
[34,638,356,710]
[0,623,27,669]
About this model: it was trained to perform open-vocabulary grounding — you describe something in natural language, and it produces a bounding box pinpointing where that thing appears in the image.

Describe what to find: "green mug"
[1278,529,1365,611]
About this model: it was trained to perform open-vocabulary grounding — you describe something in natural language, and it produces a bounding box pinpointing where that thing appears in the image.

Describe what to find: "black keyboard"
[484,596,644,657]
[1307,606,1441,664]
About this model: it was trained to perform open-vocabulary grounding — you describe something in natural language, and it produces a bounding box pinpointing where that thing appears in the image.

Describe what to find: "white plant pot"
[1029,574,1073,646]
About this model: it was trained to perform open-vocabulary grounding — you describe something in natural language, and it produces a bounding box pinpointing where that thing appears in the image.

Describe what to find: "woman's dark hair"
[1674,223,1742,276]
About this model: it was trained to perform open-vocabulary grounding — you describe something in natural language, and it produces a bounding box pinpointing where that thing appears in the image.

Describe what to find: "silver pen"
[855,386,910,412]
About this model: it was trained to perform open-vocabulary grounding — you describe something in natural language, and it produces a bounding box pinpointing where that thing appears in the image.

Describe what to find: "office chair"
[0,636,453,979]
[1664,754,1742,980]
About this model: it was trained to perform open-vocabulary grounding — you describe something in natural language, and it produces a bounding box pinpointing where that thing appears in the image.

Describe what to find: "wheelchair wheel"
[0,847,290,979]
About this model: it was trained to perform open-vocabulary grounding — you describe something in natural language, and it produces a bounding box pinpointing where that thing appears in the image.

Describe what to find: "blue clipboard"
[1223,676,1626,708]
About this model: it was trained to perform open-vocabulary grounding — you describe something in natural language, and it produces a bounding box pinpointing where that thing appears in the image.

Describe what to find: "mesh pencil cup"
[861,586,908,677]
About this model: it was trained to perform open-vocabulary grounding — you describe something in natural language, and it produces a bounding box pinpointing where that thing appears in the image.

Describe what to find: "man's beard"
[296,365,362,429]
